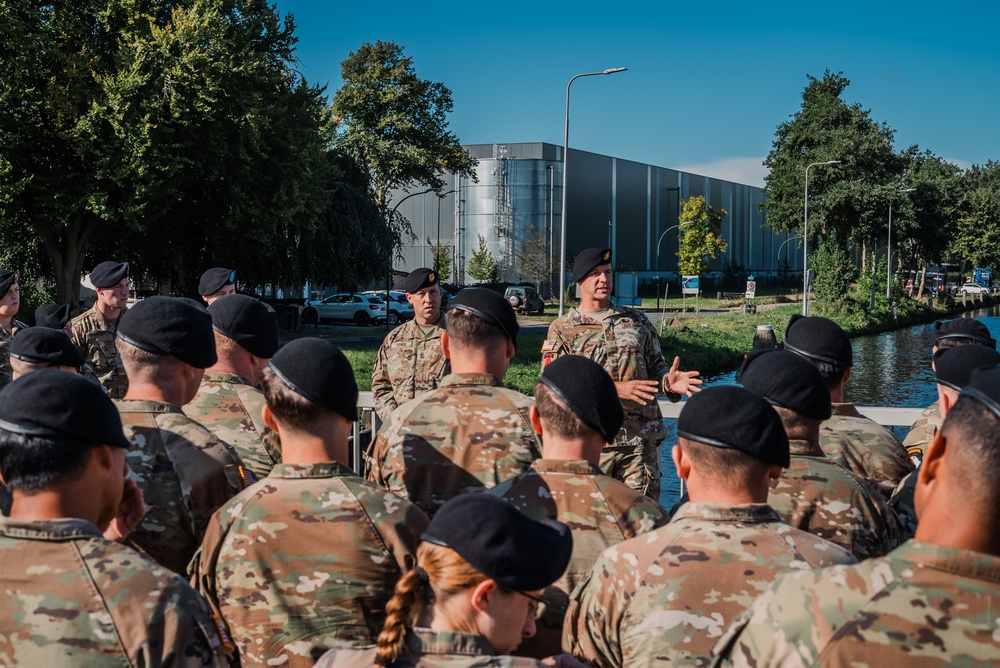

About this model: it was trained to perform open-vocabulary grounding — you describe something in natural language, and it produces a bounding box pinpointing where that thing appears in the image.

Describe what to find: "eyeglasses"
[516,590,546,619]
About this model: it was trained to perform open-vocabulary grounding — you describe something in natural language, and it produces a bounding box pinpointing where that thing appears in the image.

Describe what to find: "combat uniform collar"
[569,303,630,323]
[268,461,353,479]
[405,627,498,657]
[788,439,826,457]
[202,371,251,387]
[113,399,183,414]
[412,312,446,336]
[893,540,1000,582]
[439,372,503,388]
[530,459,602,476]
[0,516,102,541]
[830,402,862,417]
[671,502,782,524]
[91,302,127,329]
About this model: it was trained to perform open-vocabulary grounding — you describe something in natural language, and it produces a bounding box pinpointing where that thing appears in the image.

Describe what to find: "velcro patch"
[541,339,556,352]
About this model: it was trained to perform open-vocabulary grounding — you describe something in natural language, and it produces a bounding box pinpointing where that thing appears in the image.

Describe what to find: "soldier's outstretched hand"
[666,356,702,396]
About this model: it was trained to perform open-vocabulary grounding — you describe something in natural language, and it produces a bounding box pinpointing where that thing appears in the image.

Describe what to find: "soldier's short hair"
[941,397,1000,507]
[805,358,849,391]
[772,405,823,439]
[0,432,93,494]
[258,366,332,431]
[936,336,988,352]
[10,357,51,380]
[678,437,772,489]
[533,382,591,440]
[116,338,185,384]
[445,308,507,351]
[213,330,243,359]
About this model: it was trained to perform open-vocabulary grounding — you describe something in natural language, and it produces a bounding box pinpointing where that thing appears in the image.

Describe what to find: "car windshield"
[366,296,385,303]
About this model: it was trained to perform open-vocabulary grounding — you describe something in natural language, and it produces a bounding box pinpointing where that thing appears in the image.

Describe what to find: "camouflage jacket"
[819,402,913,500]
[711,540,1000,667]
[366,373,541,518]
[544,306,672,447]
[315,628,549,667]
[0,318,27,389]
[117,399,247,575]
[371,315,449,421]
[184,371,282,479]
[0,517,228,666]
[768,439,904,560]
[193,462,428,667]
[70,304,128,398]
[889,470,919,537]
[564,503,856,668]
[490,458,669,658]
[901,400,942,466]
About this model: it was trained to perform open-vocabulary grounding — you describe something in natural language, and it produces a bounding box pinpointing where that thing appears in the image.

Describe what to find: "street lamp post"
[802,160,841,316]
[435,189,457,278]
[386,187,440,330]
[655,221,692,310]
[558,67,628,316]
[887,187,916,299]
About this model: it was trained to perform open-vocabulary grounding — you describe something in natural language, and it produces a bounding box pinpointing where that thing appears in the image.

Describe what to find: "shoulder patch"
[541,339,556,352]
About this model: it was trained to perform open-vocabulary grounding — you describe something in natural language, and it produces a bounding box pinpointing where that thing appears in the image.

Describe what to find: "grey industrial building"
[391,142,800,295]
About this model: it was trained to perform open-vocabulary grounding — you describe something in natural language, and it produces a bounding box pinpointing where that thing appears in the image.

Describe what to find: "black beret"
[572,248,612,283]
[403,268,439,293]
[198,267,236,296]
[934,345,1000,391]
[10,328,84,368]
[677,385,790,467]
[116,296,217,368]
[0,269,16,299]
[90,261,129,289]
[784,314,853,367]
[539,355,624,443]
[741,349,832,421]
[208,295,279,359]
[34,304,72,330]
[423,493,572,591]
[268,338,357,421]
[0,368,130,449]
[933,318,996,349]
[959,365,1000,422]
[446,288,519,349]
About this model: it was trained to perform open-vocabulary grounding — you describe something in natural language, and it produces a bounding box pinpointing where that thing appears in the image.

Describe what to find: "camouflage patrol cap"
[540,355,624,443]
[741,349,832,421]
[403,267,439,293]
[198,267,236,296]
[446,288,519,349]
[423,493,573,592]
[10,327,84,368]
[208,294,279,359]
[90,261,129,289]
[268,338,358,420]
[34,304,72,329]
[959,365,1000,422]
[0,368,130,449]
[934,345,1000,391]
[0,269,16,299]
[117,296,217,368]
[677,385,790,467]
[572,247,612,282]
[933,318,996,349]
[784,314,853,367]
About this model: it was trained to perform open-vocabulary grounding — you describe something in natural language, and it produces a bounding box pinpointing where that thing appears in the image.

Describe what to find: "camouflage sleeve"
[361,485,429,574]
[371,339,397,422]
[190,504,232,628]
[69,322,87,356]
[638,311,671,383]
[541,320,567,371]
[365,428,394,492]
[563,551,627,668]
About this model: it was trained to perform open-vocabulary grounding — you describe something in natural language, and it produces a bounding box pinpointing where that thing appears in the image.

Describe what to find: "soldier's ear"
[441,331,451,359]
[528,405,543,435]
[261,404,279,432]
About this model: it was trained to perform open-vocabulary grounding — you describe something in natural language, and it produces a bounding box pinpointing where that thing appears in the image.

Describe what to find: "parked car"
[301,293,387,326]
[960,282,991,295]
[363,290,414,326]
[504,285,545,315]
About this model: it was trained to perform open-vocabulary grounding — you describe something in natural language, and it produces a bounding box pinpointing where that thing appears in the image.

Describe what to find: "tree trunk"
[43,216,98,312]
[916,264,927,300]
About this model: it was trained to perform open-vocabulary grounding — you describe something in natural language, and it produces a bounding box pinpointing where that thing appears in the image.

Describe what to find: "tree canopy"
[677,196,728,275]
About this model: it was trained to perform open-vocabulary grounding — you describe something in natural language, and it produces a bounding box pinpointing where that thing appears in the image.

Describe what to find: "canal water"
[658,306,1000,506]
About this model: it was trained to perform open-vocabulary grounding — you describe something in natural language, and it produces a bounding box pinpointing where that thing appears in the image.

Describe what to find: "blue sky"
[274,0,1000,187]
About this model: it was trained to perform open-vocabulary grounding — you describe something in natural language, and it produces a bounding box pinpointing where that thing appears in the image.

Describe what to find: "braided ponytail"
[374,568,424,667]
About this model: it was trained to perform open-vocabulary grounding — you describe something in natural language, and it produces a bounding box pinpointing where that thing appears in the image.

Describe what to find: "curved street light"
[385,187,441,330]
[803,160,841,315]
[887,187,916,299]
[654,221,692,309]
[558,67,628,316]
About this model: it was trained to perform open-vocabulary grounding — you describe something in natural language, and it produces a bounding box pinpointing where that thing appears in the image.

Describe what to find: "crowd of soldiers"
[0,249,999,667]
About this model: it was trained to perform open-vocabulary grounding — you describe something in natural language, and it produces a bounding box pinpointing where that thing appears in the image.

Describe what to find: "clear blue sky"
[275,0,1000,187]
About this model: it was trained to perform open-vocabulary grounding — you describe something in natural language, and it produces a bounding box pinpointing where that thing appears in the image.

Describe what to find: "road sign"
[745,280,756,299]
[682,275,699,295]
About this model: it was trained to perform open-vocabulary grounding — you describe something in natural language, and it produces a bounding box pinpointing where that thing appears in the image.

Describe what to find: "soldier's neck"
[276,425,350,468]
[9,487,102,526]
[541,437,602,468]
[95,299,121,321]
[207,356,254,386]
[579,295,611,311]
[122,381,186,407]
[0,315,12,331]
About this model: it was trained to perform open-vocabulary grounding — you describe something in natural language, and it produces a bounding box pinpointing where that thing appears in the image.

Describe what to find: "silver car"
[302,293,387,326]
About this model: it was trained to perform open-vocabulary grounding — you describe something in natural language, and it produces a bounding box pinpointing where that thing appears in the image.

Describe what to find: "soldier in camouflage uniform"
[564,385,855,668]
[0,268,27,389]
[198,266,237,305]
[371,268,450,422]
[70,261,131,398]
[194,338,428,667]
[367,288,540,517]
[115,297,247,574]
[9,326,84,381]
[741,350,903,559]
[490,355,668,659]
[712,365,1000,667]
[0,370,229,666]
[184,294,282,479]
[542,248,701,500]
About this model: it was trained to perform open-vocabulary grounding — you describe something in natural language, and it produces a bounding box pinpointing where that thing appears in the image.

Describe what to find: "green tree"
[762,71,904,253]
[467,235,500,283]
[427,238,452,283]
[809,239,857,305]
[514,226,549,287]
[332,40,477,246]
[950,161,1000,270]
[677,196,728,275]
